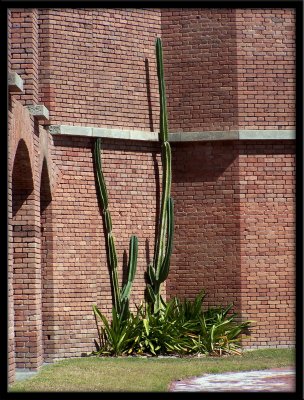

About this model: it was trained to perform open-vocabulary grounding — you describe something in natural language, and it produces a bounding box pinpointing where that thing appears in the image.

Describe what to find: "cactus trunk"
[148,38,174,313]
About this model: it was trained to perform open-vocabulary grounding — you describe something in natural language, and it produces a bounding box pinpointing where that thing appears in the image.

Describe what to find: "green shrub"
[92,292,253,357]
[133,302,193,355]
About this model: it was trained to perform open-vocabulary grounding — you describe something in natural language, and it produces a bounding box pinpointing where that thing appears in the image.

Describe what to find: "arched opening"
[40,159,54,362]
[12,139,35,369]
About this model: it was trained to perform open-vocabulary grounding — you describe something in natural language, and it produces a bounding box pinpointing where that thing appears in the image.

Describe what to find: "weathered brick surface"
[8,8,296,384]
[162,8,295,132]
[8,98,43,382]
[238,141,295,347]
[38,8,161,129]
[236,9,295,130]
[161,9,239,132]
[168,141,295,348]
[46,136,161,358]
[168,142,241,314]
[10,8,39,105]
[40,157,54,362]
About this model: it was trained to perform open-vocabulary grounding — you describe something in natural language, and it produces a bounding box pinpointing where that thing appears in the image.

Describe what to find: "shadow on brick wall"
[168,141,241,316]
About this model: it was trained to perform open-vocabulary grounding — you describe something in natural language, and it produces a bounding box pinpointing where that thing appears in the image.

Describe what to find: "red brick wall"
[239,141,295,347]
[161,9,239,132]
[47,136,161,358]
[168,142,241,314]
[12,151,37,369]
[236,9,295,130]
[161,8,295,133]
[8,98,44,382]
[8,7,163,370]
[38,9,53,113]
[168,141,295,347]
[10,8,39,104]
[162,9,295,346]
[38,8,161,129]
[40,159,54,362]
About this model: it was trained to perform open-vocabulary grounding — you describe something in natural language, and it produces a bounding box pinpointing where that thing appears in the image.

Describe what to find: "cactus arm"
[104,209,112,232]
[120,235,138,321]
[121,235,138,301]
[94,138,120,312]
[158,197,174,283]
[93,138,138,318]
[94,138,109,209]
[156,37,168,142]
[108,234,120,310]
[153,142,172,279]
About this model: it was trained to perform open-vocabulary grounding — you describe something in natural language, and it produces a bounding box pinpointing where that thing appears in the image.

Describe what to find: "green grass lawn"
[9,348,294,392]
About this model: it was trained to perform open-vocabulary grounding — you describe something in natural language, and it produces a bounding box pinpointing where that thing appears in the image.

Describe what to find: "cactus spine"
[93,138,138,319]
[147,38,174,313]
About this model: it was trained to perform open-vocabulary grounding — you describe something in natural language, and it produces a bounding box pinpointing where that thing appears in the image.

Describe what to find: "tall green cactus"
[93,137,138,319]
[147,38,174,313]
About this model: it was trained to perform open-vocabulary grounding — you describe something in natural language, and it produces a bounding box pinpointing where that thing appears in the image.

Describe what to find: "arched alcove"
[12,139,35,368]
[40,158,54,362]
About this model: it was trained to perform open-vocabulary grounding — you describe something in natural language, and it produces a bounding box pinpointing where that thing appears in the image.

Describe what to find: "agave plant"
[147,38,174,314]
[93,138,138,320]
[92,304,140,356]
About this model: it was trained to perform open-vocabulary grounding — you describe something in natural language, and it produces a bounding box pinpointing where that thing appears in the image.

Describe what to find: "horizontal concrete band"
[48,125,295,141]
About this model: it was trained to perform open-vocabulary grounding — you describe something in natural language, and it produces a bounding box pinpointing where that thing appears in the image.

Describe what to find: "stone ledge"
[48,125,296,141]
[93,127,159,141]
[238,130,295,140]
[26,105,49,121]
[170,131,239,141]
[49,125,159,140]
[8,71,24,93]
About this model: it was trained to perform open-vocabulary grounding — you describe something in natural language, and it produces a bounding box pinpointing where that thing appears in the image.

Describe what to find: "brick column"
[10,8,39,105]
